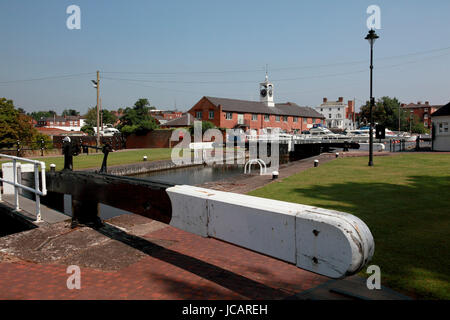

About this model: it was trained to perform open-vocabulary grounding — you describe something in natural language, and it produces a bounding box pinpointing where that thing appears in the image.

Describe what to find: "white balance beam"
[166,185,374,279]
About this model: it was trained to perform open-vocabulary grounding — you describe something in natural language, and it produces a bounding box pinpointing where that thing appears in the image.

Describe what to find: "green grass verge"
[1,148,172,171]
[248,154,450,300]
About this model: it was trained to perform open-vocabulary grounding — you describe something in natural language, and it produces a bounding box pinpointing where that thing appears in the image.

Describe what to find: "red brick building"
[188,96,324,133]
[401,101,442,129]
[188,76,324,133]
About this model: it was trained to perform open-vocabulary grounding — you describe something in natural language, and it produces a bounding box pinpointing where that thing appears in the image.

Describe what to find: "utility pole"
[96,70,100,147]
[100,98,103,132]
[398,103,401,133]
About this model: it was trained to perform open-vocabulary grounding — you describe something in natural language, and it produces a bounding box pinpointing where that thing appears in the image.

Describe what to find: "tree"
[357,96,425,133]
[62,109,80,116]
[84,107,118,127]
[0,98,38,148]
[28,110,56,121]
[81,124,95,136]
[189,121,216,135]
[118,99,159,136]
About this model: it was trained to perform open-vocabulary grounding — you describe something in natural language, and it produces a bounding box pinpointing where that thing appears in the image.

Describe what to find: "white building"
[315,97,356,130]
[431,102,450,151]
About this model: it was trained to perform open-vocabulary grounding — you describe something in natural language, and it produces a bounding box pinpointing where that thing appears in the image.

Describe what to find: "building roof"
[36,127,86,136]
[41,115,81,122]
[162,113,197,127]
[402,102,443,109]
[204,96,325,119]
[431,102,450,117]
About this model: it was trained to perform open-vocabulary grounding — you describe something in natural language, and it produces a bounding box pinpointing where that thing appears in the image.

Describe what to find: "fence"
[0,154,47,222]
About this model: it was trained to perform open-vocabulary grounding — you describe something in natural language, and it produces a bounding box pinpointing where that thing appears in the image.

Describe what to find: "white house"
[315,97,356,130]
[431,102,450,151]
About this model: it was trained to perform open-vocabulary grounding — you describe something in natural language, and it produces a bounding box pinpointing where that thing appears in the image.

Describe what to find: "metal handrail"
[244,158,267,175]
[0,154,47,222]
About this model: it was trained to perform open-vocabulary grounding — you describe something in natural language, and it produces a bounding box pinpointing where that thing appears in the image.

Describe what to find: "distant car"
[301,130,310,134]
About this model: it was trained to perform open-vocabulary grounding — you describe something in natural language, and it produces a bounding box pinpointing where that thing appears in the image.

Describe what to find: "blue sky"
[1,0,449,114]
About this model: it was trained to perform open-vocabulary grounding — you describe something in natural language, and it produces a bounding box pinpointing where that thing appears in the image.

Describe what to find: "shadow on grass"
[290,175,450,299]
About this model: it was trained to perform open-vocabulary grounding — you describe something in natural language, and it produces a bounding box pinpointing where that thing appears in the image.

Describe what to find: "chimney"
[347,100,354,112]
[417,101,422,105]
[323,97,327,103]
[425,101,429,105]
[338,97,344,102]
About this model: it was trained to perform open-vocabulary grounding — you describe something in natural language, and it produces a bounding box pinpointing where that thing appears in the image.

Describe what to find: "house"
[401,101,442,129]
[187,76,324,134]
[315,97,356,130]
[36,127,86,139]
[37,115,86,131]
[160,113,197,128]
[431,102,450,151]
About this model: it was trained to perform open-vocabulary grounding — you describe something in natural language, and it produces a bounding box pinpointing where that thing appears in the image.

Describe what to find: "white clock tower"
[259,74,275,107]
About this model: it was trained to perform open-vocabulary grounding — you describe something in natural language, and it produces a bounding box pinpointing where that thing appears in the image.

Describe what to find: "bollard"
[272,171,279,180]
[314,160,319,167]
[335,152,339,158]
[143,156,148,161]
[50,164,56,172]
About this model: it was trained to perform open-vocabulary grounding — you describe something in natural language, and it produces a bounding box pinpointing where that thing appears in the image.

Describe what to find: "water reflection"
[131,164,245,186]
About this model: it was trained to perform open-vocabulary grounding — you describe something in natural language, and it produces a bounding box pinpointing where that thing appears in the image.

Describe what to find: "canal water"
[130,164,245,186]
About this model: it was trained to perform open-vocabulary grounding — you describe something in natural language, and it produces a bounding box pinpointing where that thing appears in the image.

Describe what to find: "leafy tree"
[189,120,216,135]
[118,99,159,136]
[28,110,56,121]
[62,109,80,116]
[0,98,37,148]
[31,133,53,150]
[84,107,118,128]
[357,96,425,133]
[81,124,95,136]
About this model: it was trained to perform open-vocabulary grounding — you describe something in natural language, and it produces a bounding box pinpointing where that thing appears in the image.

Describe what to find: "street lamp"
[365,29,379,167]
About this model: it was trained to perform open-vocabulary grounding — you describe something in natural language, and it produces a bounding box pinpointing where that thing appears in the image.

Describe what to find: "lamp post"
[365,29,379,167]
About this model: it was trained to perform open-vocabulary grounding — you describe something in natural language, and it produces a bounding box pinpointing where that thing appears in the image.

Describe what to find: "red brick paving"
[0,224,327,300]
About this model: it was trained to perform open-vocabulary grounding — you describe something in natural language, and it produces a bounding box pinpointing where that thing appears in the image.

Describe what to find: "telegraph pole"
[96,70,100,147]
[100,98,103,132]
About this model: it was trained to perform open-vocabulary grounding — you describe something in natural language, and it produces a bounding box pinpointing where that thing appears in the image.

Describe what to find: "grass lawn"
[1,148,172,171]
[248,153,450,299]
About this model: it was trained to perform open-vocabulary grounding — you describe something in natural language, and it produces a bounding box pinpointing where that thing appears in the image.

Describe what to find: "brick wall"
[125,130,176,149]
[188,97,323,133]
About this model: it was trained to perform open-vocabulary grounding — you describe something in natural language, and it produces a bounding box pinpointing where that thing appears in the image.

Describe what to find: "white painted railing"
[244,159,267,175]
[0,154,47,222]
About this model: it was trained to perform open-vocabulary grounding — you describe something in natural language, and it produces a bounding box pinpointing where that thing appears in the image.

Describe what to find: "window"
[226,112,233,120]
[424,108,428,112]
[252,114,258,121]
[439,122,449,133]
[196,111,202,119]
[293,117,298,122]
[337,108,341,111]
[320,108,323,112]
[303,118,307,124]
[329,108,332,111]
[208,111,214,119]
[264,114,269,121]
[424,122,428,127]
[276,115,280,122]
[329,114,332,119]
[337,114,342,119]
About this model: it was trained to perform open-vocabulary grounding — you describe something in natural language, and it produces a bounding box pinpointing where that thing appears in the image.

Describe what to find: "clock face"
[268,89,273,97]
[260,88,267,97]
